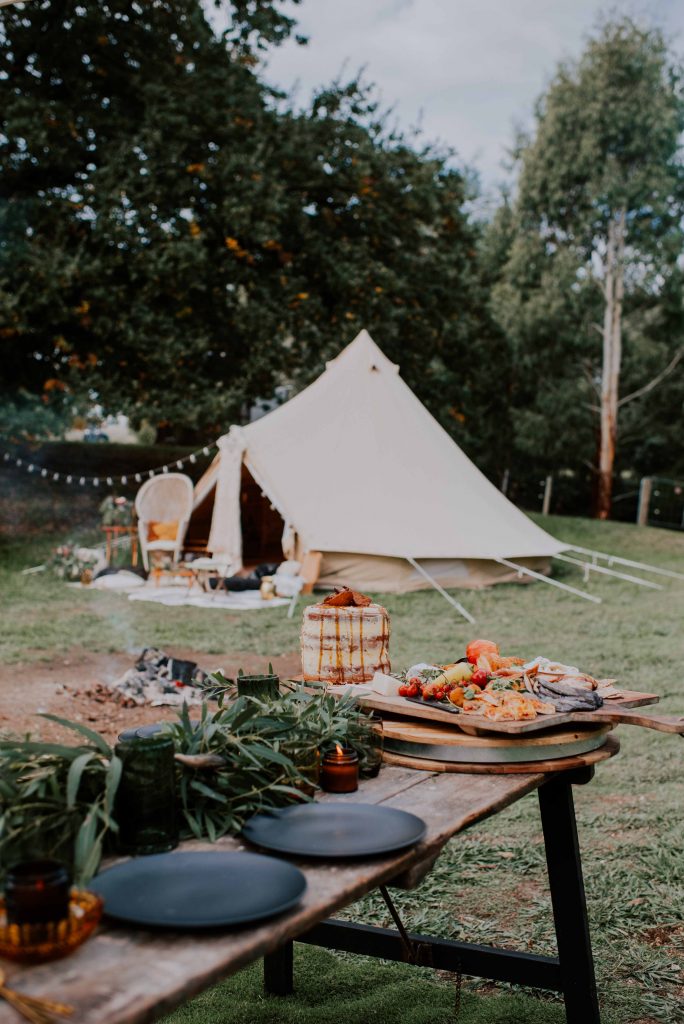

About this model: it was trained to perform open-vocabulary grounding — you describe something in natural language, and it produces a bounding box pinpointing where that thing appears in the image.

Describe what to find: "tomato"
[434,690,445,701]
[407,683,420,697]
[398,685,409,697]
[471,668,490,686]
[466,639,499,665]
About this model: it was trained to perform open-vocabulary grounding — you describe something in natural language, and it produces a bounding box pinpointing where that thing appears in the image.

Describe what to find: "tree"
[513,18,684,517]
[0,0,483,446]
[0,0,302,439]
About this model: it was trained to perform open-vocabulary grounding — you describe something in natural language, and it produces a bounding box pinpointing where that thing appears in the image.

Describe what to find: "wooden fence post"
[542,475,553,516]
[637,477,652,526]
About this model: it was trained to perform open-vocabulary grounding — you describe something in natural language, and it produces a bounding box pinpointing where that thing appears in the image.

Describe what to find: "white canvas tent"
[190,330,568,596]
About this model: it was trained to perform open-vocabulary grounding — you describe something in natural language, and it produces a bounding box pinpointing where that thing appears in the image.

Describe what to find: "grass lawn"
[2,513,684,1022]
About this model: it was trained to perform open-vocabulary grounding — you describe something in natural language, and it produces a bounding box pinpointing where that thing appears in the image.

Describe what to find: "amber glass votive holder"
[319,747,359,793]
[4,860,71,929]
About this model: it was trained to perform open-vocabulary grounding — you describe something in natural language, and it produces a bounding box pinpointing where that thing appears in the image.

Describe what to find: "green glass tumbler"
[236,673,280,701]
[114,735,178,855]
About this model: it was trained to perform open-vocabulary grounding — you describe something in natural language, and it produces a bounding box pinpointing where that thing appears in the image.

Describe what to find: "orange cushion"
[148,520,178,542]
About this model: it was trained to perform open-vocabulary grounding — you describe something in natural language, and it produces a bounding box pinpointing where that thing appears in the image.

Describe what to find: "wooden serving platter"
[348,688,684,737]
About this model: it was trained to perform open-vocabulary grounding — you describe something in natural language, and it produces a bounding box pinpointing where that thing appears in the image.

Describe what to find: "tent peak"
[325,329,399,375]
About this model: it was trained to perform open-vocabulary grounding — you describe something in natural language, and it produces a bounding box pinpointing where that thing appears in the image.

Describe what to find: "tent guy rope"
[494,557,602,604]
[553,553,663,590]
[406,558,475,623]
[567,545,684,582]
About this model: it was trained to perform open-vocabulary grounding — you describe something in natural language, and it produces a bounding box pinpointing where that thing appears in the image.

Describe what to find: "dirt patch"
[641,923,684,949]
[0,645,301,743]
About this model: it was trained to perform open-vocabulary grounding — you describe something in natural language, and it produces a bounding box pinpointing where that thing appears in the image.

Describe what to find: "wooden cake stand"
[380,719,620,774]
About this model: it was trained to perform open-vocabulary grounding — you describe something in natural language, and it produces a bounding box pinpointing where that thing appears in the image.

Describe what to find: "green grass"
[162,947,571,1024]
[3,512,684,1021]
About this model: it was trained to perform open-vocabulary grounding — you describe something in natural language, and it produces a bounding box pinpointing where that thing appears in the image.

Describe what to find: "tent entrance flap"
[189,460,285,567]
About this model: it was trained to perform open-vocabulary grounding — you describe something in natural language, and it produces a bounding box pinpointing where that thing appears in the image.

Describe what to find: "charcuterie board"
[346,687,684,737]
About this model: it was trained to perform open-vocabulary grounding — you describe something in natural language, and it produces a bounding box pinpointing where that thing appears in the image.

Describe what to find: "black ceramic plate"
[91,851,306,928]
[242,803,426,859]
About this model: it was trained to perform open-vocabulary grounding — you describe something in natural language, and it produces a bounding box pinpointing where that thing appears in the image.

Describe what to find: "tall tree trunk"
[596,210,625,520]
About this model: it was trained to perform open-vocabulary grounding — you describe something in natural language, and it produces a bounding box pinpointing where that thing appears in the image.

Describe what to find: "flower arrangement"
[48,544,100,581]
[99,495,134,528]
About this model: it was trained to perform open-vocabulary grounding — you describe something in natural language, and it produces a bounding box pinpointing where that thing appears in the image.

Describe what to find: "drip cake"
[301,587,391,684]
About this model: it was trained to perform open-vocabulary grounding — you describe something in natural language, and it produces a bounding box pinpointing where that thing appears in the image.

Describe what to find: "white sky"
[257,0,684,198]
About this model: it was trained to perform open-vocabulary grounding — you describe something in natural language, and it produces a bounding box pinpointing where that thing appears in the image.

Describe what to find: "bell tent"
[187,331,568,601]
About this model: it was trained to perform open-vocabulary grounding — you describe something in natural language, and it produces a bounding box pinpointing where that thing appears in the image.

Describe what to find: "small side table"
[184,558,235,595]
[102,526,139,567]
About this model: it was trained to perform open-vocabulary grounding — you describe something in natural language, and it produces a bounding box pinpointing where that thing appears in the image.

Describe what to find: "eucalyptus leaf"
[66,752,95,809]
[38,714,112,756]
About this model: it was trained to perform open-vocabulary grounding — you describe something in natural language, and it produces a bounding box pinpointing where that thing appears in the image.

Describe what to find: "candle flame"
[334,742,344,757]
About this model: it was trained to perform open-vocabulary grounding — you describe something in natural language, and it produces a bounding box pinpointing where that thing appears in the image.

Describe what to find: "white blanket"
[128,585,289,610]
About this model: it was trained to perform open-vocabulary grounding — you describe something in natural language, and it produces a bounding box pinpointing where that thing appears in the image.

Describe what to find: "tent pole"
[406,558,475,624]
[494,558,602,604]
[566,545,684,582]
[553,553,663,590]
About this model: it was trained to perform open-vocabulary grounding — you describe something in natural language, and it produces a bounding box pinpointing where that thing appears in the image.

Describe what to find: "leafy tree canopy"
[0,0,482,447]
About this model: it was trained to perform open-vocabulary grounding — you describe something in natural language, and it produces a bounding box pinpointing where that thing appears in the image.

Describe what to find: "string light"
[1,441,216,487]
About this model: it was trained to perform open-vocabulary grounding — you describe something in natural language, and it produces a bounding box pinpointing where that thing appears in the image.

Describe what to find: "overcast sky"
[257,0,684,198]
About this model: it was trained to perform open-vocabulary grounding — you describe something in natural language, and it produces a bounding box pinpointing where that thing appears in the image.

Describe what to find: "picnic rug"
[127,585,289,610]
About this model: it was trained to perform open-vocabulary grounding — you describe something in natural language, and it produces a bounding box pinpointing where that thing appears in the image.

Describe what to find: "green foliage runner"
[0,685,376,882]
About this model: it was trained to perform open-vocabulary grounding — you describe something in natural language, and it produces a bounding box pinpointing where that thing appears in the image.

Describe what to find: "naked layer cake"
[301,587,391,684]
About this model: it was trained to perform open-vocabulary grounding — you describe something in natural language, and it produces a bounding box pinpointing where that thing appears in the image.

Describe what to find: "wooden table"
[0,764,606,1024]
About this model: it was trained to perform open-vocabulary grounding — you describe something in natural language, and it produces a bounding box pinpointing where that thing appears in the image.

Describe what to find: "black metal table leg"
[538,773,601,1024]
[264,940,294,996]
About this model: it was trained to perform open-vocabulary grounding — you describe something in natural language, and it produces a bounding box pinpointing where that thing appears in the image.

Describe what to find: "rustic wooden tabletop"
[0,766,546,1024]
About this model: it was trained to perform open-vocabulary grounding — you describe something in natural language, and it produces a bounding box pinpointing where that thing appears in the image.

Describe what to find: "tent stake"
[566,545,684,582]
[553,553,663,590]
[406,558,475,623]
[494,558,602,604]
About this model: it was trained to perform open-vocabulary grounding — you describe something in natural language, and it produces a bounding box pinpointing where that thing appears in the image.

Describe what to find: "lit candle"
[320,744,359,793]
[5,860,71,928]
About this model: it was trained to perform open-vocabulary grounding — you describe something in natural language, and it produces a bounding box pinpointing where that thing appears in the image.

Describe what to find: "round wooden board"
[381,718,613,765]
[382,733,620,774]
[381,718,613,748]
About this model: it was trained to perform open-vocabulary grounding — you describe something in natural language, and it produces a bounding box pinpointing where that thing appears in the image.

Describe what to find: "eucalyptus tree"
[513,18,684,517]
